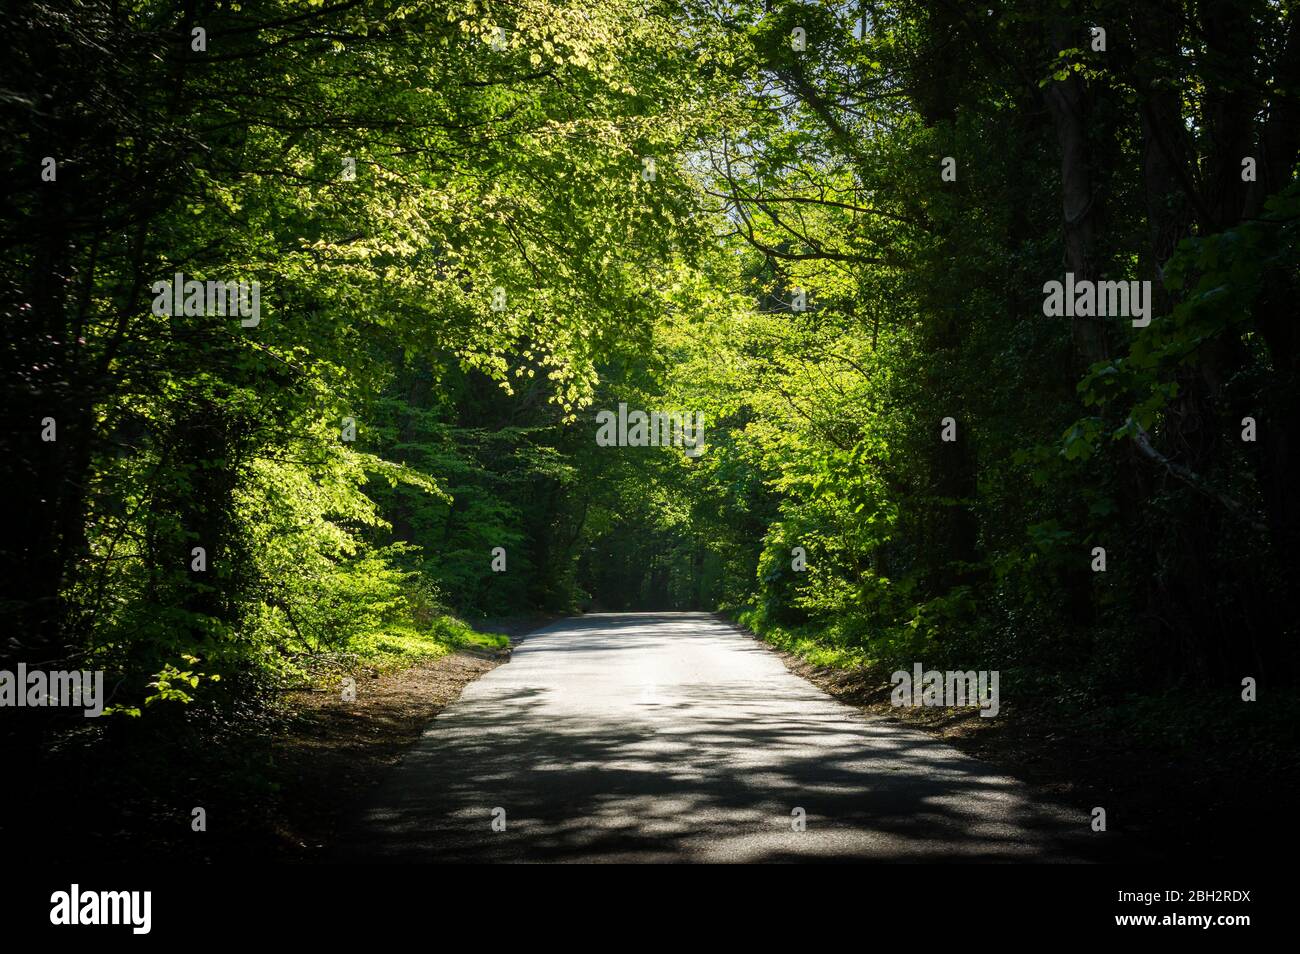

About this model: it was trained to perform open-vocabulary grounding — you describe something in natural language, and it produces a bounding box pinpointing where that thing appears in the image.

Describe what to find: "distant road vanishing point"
[338,612,1094,863]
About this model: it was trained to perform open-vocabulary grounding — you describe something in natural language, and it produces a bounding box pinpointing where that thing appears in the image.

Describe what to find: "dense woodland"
[3,0,1298,828]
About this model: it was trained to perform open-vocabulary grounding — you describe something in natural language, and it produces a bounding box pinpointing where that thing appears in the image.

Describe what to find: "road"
[338,612,1093,862]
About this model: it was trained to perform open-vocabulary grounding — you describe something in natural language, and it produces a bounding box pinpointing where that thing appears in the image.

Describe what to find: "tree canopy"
[3,0,1297,726]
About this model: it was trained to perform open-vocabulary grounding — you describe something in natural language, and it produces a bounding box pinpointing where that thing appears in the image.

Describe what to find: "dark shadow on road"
[335,613,1105,863]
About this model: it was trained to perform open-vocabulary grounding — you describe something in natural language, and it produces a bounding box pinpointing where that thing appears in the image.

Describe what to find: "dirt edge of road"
[267,614,566,861]
[717,613,1300,864]
[267,651,501,861]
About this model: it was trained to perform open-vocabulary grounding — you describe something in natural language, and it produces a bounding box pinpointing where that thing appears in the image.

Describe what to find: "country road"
[339,612,1095,862]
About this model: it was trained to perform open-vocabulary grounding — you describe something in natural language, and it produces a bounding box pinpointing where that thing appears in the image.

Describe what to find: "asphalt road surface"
[339,612,1094,862]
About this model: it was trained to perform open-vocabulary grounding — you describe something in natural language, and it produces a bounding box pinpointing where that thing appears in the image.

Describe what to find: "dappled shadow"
[335,613,1099,863]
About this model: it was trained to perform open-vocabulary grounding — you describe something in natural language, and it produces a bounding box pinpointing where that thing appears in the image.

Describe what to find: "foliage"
[2,0,1297,728]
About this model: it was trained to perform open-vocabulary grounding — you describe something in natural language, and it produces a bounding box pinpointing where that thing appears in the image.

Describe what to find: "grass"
[731,606,873,670]
[341,614,511,674]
